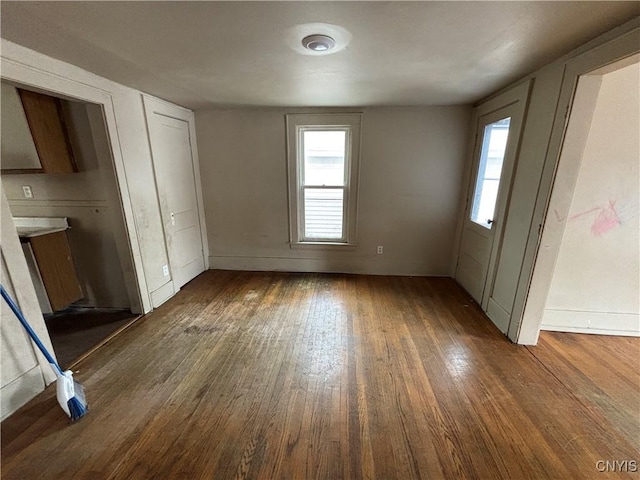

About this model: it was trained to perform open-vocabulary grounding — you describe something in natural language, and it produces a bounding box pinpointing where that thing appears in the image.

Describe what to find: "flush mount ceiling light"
[302,34,336,52]
[285,23,351,56]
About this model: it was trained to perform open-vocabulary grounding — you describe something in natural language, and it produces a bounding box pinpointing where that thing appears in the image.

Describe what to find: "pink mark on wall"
[590,200,621,236]
[561,200,622,236]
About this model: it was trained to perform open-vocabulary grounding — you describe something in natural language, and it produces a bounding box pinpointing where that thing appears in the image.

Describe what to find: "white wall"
[2,94,131,308]
[542,62,639,335]
[196,107,471,276]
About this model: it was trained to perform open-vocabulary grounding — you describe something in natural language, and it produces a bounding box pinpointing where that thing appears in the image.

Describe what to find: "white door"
[146,106,205,290]
[455,82,530,333]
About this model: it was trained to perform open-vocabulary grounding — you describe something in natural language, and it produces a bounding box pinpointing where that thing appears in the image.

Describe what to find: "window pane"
[304,188,344,240]
[303,130,346,186]
[470,117,511,228]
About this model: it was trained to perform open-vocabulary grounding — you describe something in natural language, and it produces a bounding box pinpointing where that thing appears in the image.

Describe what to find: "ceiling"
[1,2,638,110]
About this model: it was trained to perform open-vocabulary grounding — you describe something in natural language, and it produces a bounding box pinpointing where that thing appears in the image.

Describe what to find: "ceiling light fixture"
[286,24,351,56]
[302,34,336,52]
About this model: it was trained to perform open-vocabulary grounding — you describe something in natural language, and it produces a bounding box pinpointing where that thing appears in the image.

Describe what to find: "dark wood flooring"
[45,308,139,368]
[2,270,638,479]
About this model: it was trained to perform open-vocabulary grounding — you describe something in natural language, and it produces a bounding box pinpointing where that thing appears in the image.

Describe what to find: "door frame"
[515,26,640,344]
[1,52,148,314]
[455,80,531,327]
[1,189,58,387]
[142,94,209,292]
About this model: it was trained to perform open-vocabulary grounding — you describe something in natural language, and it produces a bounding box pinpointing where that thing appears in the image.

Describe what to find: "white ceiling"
[1,2,638,110]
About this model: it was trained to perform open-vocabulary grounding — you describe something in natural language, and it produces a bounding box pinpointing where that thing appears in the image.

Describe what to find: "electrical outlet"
[162,264,170,277]
[377,245,384,255]
[22,185,33,198]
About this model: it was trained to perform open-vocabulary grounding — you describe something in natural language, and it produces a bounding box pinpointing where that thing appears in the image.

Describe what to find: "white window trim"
[286,113,362,247]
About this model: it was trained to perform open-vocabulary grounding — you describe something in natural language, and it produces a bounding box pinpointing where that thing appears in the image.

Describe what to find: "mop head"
[55,369,88,421]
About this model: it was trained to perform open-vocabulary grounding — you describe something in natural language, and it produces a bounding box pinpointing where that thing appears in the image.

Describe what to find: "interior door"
[147,112,205,290]
[455,82,530,332]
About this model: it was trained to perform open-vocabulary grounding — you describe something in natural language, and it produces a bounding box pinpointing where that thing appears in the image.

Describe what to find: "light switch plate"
[22,186,33,198]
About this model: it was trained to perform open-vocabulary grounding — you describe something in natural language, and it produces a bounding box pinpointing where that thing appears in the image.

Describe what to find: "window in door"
[470,117,511,228]
[286,113,362,246]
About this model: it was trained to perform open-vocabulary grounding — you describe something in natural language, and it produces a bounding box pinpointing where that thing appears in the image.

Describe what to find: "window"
[470,117,511,228]
[286,113,362,246]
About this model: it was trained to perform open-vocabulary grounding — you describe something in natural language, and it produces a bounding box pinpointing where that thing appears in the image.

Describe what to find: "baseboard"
[1,366,45,421]
[486,298,510,334]
[541,309,640,336]
[541,325,640,337]
[208,255,446,277]
[150,281,175,308]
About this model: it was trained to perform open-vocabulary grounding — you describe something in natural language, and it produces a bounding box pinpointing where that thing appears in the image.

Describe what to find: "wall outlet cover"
[162,264,170,276]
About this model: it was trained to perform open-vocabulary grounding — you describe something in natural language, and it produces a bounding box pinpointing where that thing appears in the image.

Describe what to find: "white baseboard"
[541,325,640,337]
[1,366,45,421]
[486,298,510,334]
[150,281,175,308]
[208,255,445,277]
[541,309,640,336]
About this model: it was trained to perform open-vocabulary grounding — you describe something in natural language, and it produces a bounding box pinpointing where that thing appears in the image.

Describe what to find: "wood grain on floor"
[45,308,139,368]
[2,270,638,479]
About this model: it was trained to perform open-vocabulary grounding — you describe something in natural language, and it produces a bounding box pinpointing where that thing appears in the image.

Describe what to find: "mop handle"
[0,284,63,376]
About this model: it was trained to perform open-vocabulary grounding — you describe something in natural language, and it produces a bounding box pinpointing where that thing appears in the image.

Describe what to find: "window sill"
[289,241,357,251]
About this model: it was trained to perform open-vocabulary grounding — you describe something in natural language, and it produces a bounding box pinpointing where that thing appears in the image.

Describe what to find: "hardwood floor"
[2,270,638,479]
[45,308,139,369]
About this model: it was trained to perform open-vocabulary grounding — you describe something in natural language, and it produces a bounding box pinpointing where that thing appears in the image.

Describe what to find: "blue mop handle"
[0,284,63,376]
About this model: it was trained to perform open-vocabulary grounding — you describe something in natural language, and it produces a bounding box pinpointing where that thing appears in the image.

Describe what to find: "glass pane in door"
[470,117,511,228]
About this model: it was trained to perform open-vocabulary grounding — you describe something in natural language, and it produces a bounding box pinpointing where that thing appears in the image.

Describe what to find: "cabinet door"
[29,231,83,311]
[17,89,77,173]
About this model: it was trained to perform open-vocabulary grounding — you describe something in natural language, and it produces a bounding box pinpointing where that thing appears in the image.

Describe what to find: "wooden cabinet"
[1,88,77,174]
[18,89,78,173]
[23,231,83,311]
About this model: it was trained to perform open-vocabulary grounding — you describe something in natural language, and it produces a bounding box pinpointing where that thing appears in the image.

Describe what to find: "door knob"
[487,219,494,225]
